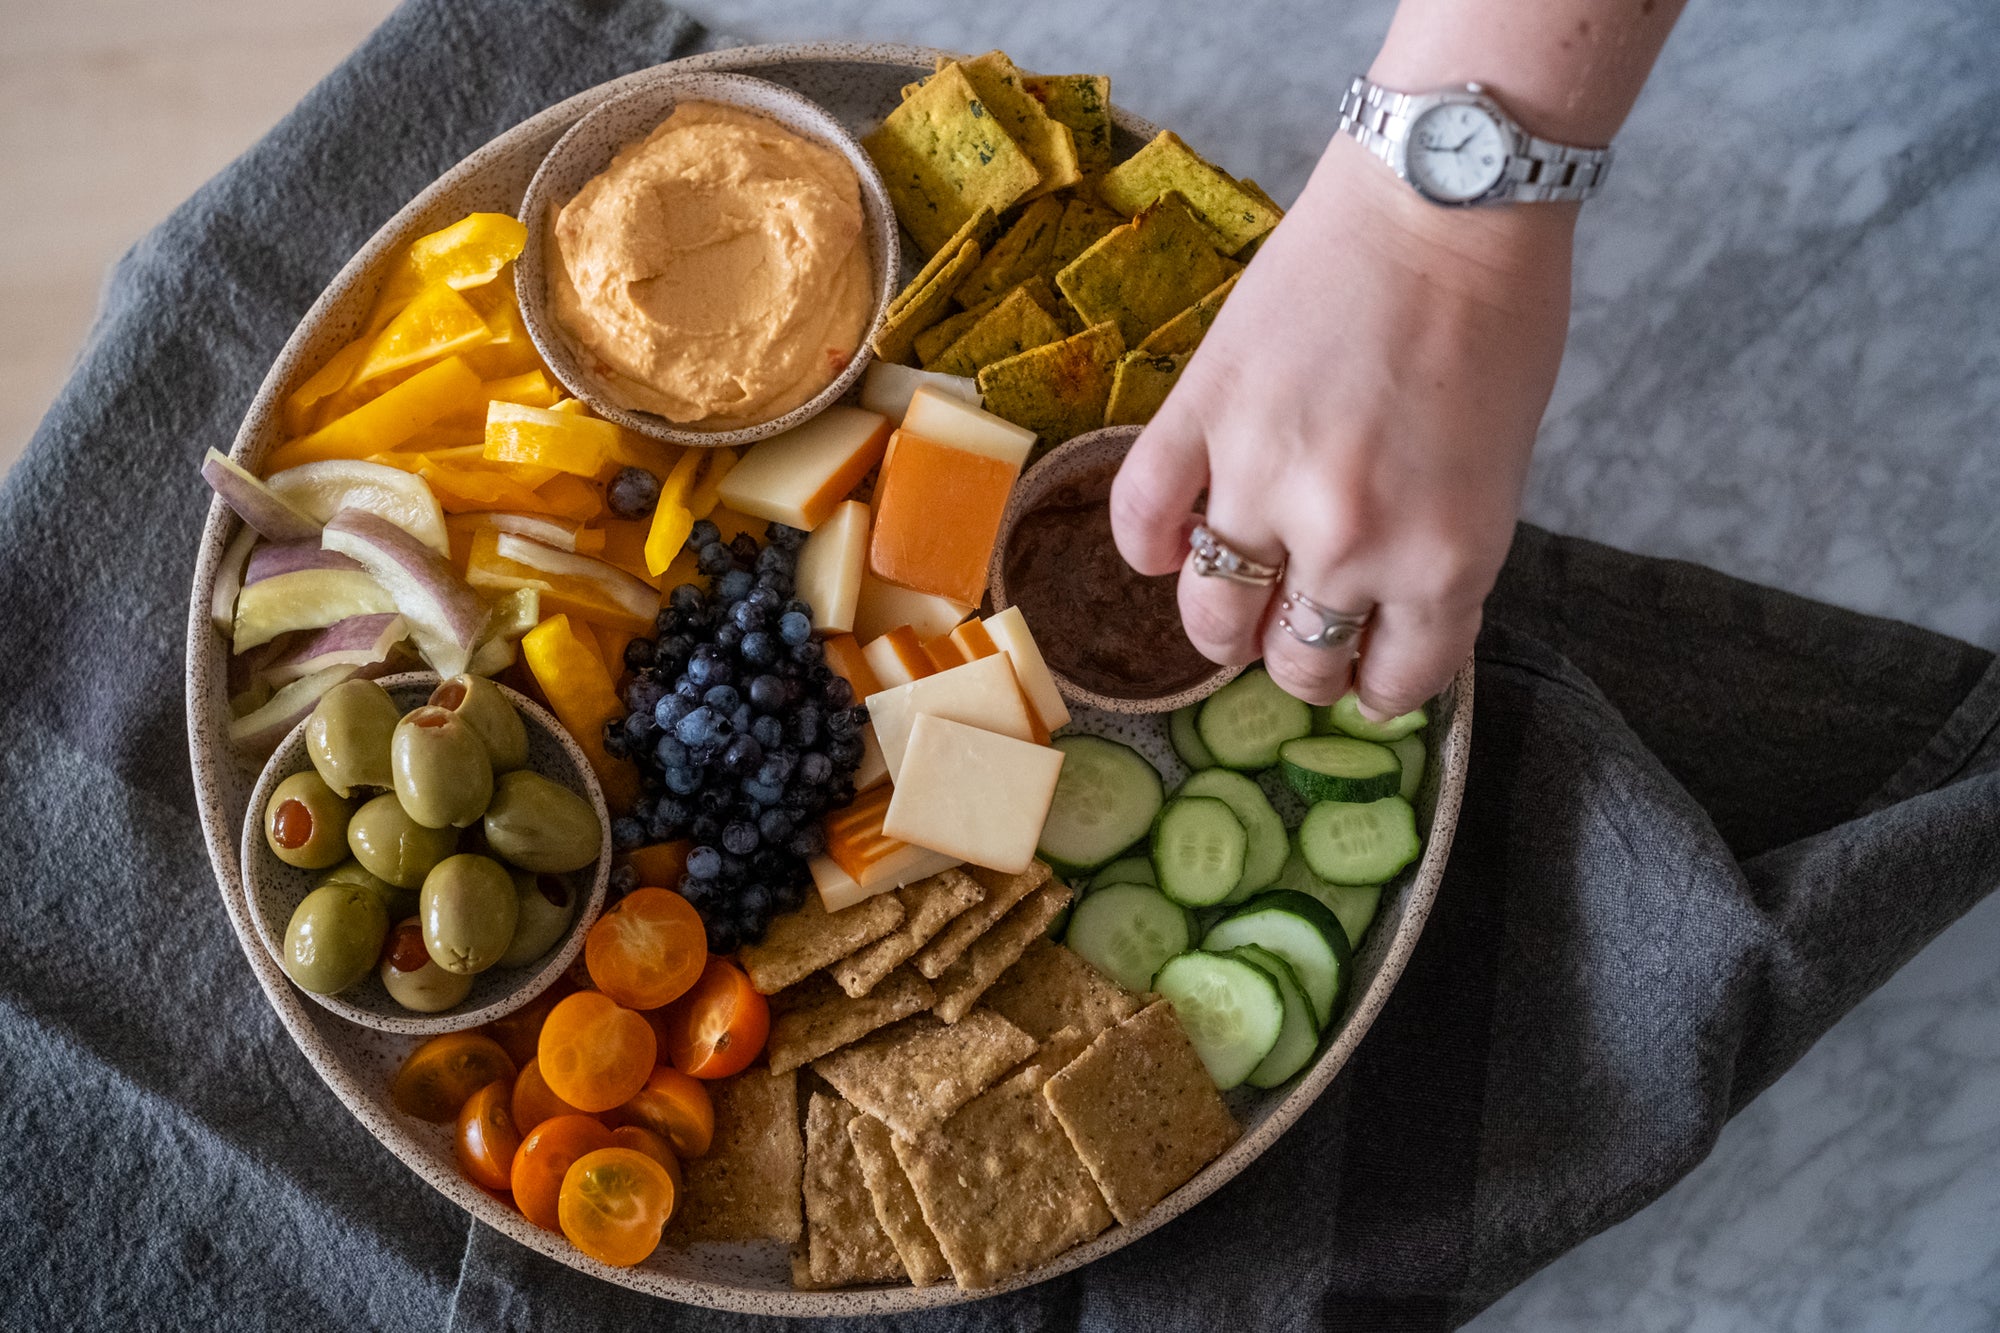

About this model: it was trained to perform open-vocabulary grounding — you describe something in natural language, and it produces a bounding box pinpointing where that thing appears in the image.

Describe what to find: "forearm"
[1370,0,1688,144]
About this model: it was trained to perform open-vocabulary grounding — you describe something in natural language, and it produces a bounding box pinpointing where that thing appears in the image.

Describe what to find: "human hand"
[1109,134,1578,715]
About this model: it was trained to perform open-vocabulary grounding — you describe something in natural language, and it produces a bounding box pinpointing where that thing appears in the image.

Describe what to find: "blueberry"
[790,638,825,667]
[756,571,794,598]
[714,624,744,653]
[824,705,858,739]
[756,545,793,576]
[623,713,655,745]
[729,533,760,567]
[679,875,716,909]
[703,684,741,714]
[658,633,694,666]
[787,824,827,858]
[715,568,754,603]
[689,814,723,844]
[622,677,665,716]
[601,725,632,760]
[611,817,647,851]
[747,673,787,713]
[647,801,687,841]
[674,676,704,704]
[751,713,785,749]
[792,706,823,749]
[782,598,813,620]
[754,753,792,789]
[654,693,691,731]
[765,522,807,550]
[609,863,639,898]
[757,808,795,844]
[719,853,749,884]
[745,585,780,612]
[772,610,811,646]
[773,879,807,913]
[732,599,767,632]
[697,541,734,576]
[822,676,854,710]
[607,466,662,518]
[685,519,721,553]
[722,733,764,776]
[721,820,761,856]
[663,765,703,796]
[731,702,755,734]
[653,734,689,770]
[825,779,856,809]
[623,637,656,672]
[737,884,773,920]
[827,736,864,768]
[697,786,732,816]
[740,778,785,808]
[670,583,705,615]
[675,706,720,747]
[799,751,834,786]
[706,918,740,953]
[686,654,733,689]
[740,631,781,667]
[681,845,721,882]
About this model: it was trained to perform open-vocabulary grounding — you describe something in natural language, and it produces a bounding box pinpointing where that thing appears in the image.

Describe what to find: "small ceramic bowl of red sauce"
[990,425,1240,715]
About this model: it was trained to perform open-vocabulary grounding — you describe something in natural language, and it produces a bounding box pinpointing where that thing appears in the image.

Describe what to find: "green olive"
[482,770,603,874]
[347,793,459,889]
[430,674,529,773]
[304,679,401,797]
[391,706,494,830]
[379,916,474,1012]
[319,858,418,922]
[420,854,519,975]
[282,882,390,994]
[498,869,578,968]
[263,771,353,870]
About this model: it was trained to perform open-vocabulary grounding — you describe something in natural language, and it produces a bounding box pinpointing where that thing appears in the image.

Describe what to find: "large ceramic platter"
[183,42,1473,1316]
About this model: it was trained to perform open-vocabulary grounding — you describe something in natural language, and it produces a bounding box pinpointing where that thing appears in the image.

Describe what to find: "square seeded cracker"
[915,276,1068,369]
[1103,350,1190,427]
[1043,1000,1241,1226]
[931,882,1073,1023]
[950,51,1083,199]
[847,1112,951,1287]
[767,969,935,1074]
[1096,129,1283,254]
[1022,72,1115,173]
[870,237,983,367]
[981,937,1143,1042]
[832,868,984,998]
[928,287,1069,381]
[668,1066,803,1244]
[954,195,1064,308]
[890,1064,1114,1288]
[1055,193,1237,349]
[912,860,1052,980]
[863,65,1042,257]
[976,320,1126,448]
[738,890,905,995]
[812,1009,1037,1141]
[1137,270,1240,355]
[798,1093,907,1288]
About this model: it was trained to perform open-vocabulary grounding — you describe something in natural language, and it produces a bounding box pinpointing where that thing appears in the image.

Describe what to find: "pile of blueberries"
[603,512,868,951]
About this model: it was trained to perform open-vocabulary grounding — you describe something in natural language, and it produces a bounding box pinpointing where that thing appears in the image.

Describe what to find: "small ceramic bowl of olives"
[240,671,611,1034]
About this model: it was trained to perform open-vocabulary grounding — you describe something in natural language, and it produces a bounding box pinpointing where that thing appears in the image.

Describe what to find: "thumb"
[1109,403,1209,576]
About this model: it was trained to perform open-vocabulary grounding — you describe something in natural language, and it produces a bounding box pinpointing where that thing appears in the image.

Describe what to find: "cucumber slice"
[1087,855,1157,891]
[1150,796,1247,908]
[1389,733,1426,803]
[1177,768,1286,903]
[1037,735,1165,874]
[1066,882,1192,992]
[1195,667,1311,769]
[1150,952,1286,1089]
[1278,735,1403,803]
[1326,690,1428,742]
[1298,797,1421,886]
[1169,703,1217,770]
[1225,944,1320,1088]
[1272,842,1382,950]
[1201,890,1352,1027]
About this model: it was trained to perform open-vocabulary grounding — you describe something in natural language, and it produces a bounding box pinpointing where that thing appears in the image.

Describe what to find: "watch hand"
[1448,132,1477,153]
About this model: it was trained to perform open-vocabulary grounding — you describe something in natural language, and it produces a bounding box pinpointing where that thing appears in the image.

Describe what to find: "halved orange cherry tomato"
[558,1147,676,1267]
[455,1079,522,1192]
[612,1065,714,1159]
[610,1124,685,1193]
[584,887,708,1010]
[537,991,657,1113]
[511,1114,614,1231]
[511,1057,594,1134]
[390,1032,518,1122]
[481,977,575,1068]
[656,957,768,1080]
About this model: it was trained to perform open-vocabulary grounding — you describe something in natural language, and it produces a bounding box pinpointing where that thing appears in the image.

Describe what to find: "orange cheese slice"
[867,431,1016,607]
[951,619,999,662]
[861,626,934,689]
[821,634,883,700]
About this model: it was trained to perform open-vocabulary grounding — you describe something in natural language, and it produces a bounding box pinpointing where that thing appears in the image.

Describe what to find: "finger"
[1110,408,1209,576]
[1354,601,1481,721]
[1175,488,1286,668]
[1259,577,1368,707]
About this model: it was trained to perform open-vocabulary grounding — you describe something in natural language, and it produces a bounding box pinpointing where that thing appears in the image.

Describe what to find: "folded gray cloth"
[2,2,1994,1329]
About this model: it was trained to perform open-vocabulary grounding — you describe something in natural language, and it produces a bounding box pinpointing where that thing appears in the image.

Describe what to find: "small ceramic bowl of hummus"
[516,71,900,447]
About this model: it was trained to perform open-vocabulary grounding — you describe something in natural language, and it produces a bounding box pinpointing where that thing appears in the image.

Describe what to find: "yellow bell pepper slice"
[372,213,529,320]
[352,283,492,386]
[422,465,555,514]
[686,448,739,520]
[266,355,485,472]
[530,474,605,523]
[465,531,653,633]
[461,280,544,379]
[521,613,637,811]
[282,340,367,435]
[484,401,623,477]
[482,369,561,411]
[643,449,703,578]
[591,623,635,676]
[394,423,490,454]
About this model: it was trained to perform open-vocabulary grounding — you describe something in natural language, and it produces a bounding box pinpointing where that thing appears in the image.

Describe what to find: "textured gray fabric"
[2,2,1996,1329]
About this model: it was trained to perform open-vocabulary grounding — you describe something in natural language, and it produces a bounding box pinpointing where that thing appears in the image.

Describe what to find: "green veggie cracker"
[1097,130,1282,254]
[955,196,1064,307]
[930,286,1069,379]
[1022,73,1115,172]
[1104,350,1191,426]
[1055,193,1236,347]
[917,276,1070,368]
[951,52,1083,198]
[1051,196,1125,269]
[890,206,996,316]
[976,321,1126,446]
[1137,270,1240,355]
[863,64,1043,256]
[871,237,983,366]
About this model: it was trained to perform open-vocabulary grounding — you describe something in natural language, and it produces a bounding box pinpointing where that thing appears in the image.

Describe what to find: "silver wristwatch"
[1335,76,1613,207]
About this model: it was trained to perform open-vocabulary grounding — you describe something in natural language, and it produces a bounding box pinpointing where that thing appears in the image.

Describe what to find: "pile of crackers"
[664,861,1242,1290]
[861,50,1283,446]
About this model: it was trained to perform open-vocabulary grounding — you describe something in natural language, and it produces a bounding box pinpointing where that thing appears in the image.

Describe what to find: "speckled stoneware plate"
[240,673,610,1035]
[991,424,1243,714]
[516,70,900,447]
[184,43,1473,1316]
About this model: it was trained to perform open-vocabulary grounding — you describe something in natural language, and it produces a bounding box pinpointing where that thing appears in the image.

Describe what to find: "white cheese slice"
[853,723,890,792]
[852,569,972,642]
[883,715,1065,874]
[794,499,868,636]
[861,627,931,689]
[866,651,1036,784]
[859,362,980,425]
[810,843,961,913]
[982,604,1072,734]
[901,385,1037,468]
[714,405,890,530]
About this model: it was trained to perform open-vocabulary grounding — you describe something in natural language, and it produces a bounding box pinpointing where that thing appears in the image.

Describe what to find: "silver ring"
[1276,589,1373,650]
[1189,524,1284,587]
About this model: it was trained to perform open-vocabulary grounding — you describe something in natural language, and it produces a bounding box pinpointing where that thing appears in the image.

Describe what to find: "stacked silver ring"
[1276,589,1372,650]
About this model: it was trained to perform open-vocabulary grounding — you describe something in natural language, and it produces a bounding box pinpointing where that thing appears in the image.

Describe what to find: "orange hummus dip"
[548,101,873,430]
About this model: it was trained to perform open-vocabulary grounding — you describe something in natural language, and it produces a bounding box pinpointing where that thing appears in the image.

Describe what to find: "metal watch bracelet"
[1335,75,1613,204]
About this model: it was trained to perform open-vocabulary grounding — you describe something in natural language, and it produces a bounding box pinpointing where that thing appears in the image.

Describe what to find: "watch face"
[1406,103,1509,202]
